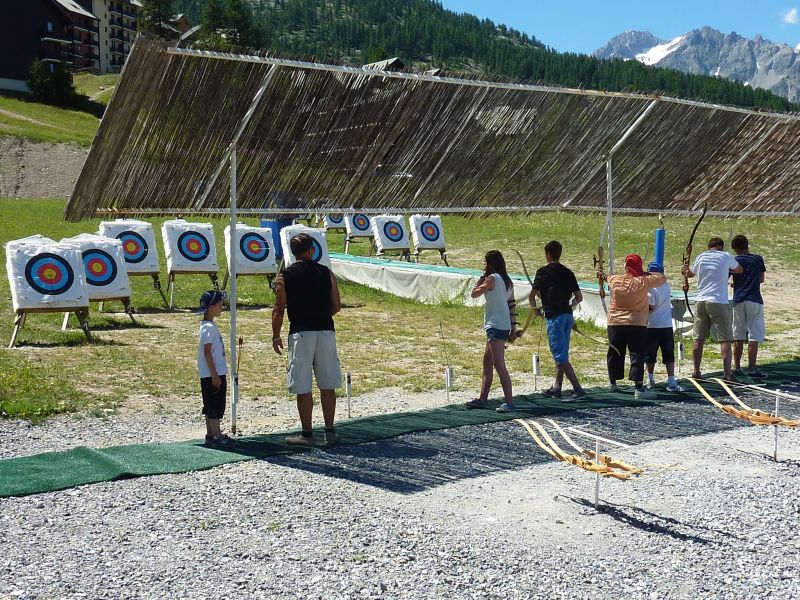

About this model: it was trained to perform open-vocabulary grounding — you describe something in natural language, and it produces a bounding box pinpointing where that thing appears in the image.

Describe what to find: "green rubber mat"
[1,361,798,498]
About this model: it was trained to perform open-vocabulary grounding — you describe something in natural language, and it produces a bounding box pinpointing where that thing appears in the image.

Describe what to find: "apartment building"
[78,0,141,74]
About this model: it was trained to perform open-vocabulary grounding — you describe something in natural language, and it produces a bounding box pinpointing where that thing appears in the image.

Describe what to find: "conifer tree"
[140,0,176,36]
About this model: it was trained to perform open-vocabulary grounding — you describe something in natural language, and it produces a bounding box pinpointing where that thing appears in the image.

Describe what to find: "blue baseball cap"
[647,261,664,273]
[196,290,225,314]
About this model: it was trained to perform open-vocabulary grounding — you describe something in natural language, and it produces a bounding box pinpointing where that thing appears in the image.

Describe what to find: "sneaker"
[567,389,587,401]
[285,433,316,446]
[733,368,744,377]
[608,384,622,393]
[646,380,656,390]
[691,372,702,380]
[541,387,562,399]
[324,429,339,445]
[204,434,213,447]
[496,402,516,413]
[666,382,685,393]
[634,388,657,400]
[747,369,767,378]
[465,399,489,409]
[212,434,238,449]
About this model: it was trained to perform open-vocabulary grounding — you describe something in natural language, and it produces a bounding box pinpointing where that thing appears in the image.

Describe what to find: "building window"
[47,21,54,32]
[49,63,55,73]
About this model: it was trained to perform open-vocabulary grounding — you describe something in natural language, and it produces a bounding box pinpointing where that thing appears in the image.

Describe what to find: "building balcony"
[41,31,72,44]
[73,22,99,34]
[110,17,123,27]
[109,5,122,16]
[110,31,125,40]
[123,8,137,18]
[123,20,137,32]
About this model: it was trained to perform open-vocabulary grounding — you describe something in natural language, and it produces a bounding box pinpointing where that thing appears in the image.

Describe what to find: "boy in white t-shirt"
[644,262,683,392]
[196,290,236,449]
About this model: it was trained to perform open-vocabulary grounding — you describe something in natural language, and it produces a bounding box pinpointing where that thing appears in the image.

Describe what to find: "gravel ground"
[1,398,799,599]
[0,138,86,199]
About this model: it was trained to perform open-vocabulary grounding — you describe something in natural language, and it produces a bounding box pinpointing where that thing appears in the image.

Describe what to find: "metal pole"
[773,390,781,462]
[229,149,239,435]
[606,159,614,274]
[594,439,601,509]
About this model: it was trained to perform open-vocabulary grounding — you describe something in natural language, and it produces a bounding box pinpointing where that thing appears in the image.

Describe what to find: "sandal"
[465,399,489,409]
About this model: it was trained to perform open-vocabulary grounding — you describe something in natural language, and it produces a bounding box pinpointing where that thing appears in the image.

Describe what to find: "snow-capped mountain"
[594,27,800,102]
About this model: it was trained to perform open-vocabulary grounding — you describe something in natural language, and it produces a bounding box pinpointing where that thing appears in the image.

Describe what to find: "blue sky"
[440,1,800,53]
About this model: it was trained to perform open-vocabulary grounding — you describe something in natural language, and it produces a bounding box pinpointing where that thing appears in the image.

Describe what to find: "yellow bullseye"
[42,267,57,282]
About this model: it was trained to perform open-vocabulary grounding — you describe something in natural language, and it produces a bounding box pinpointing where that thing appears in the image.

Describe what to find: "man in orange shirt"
[599,254,667,399]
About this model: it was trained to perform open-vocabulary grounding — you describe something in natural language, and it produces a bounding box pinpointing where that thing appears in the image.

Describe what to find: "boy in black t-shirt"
[529,241,587,401]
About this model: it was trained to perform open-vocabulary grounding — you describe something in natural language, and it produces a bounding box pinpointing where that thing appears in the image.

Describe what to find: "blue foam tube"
[654,228,666,267]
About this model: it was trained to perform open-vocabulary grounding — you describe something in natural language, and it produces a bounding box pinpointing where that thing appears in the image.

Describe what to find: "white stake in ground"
[346,371,352,419]
[532,353,540,391]
[773,390,781,462]
[439,321,454,402]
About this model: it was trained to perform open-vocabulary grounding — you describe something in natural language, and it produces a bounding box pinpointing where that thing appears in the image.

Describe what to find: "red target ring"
[352,214,370,231]
[25,253,75,295]
[383,221,404,242]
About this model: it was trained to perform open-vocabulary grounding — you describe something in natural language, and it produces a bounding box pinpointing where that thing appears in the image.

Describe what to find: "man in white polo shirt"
[682,237,743,380]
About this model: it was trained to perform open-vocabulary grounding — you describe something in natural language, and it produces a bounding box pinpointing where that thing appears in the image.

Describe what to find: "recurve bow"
[682,202,708,319]
[510,249,539,342]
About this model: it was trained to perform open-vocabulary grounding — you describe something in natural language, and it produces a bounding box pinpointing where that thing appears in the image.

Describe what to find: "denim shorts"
[486,327,510,341]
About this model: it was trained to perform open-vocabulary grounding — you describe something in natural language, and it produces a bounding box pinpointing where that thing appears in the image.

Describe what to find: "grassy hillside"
[0,94,99,146]
[1,198,798,420]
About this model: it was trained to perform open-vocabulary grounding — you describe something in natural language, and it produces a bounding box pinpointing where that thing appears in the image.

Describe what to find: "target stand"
[162,220,220,309]
[10,307,92,348]
[99,220,169,309]
[372,215,411,262]
[344,213,376,256]
[409,215,449,266]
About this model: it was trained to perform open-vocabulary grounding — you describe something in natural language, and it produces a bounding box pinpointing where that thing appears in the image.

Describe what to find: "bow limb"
[682,202,708,320]
[509,250,540,342]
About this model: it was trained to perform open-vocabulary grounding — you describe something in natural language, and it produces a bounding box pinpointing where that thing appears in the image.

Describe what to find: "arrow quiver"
[594,246,605,299]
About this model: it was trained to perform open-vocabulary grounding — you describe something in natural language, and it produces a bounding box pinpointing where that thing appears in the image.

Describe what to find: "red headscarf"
[625,253,645,277]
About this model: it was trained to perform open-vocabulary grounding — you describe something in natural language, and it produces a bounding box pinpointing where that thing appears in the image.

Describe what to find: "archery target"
[279,225,331,268]
[323,214,346,230]
[410,215,446,250]
[224,224,277,275]
[345,214,373,238]
[5,238,88,311]
[98,220,160,274]
[372,215,410,252]
[61,233,131,300]
[162,220,219,273]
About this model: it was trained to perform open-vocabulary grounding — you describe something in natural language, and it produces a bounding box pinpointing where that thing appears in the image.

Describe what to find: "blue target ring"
[25,253,75,295]
[116,231,148,264]
[311,238,323,263]
[383,221,404,242]
[83,249,118,287]
[328,214,344,225]
[177,231,210,262]
[352,214,370,231]
[420,220,441,242]
[240,232,269,262]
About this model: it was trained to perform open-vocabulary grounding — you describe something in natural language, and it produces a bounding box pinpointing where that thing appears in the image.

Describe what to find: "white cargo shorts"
[732,301,765,343]
[286,330,342,395]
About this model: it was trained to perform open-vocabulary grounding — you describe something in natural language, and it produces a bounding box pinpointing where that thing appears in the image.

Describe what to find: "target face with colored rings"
[24,253,75,295]
[420,220,441,242]
[116,231,148,263]
[311,238,323,262]
[328,214,344,224]
[177,231,211,262]
[82,249,118,287]
[240,232,270,262]
[383,221,404,242]
[352,214,370,231]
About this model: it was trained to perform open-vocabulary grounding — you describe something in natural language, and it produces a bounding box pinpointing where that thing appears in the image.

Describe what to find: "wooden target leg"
[9,312,25,348]
[152,274,169,309]
[210,273,219,291]
[440,250,449,267]
[168,273,175,309]
[61,311,71,331]
[76,310,93,343]
[122,298,136,323]
[221,271,230,291]
[98,301,105,313]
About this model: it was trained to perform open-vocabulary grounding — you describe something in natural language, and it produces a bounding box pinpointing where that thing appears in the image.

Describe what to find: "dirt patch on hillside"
[0,137,87,198]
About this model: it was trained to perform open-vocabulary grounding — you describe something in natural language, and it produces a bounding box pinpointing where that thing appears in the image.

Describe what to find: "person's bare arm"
[572,289,583,306]
[271,274,286,355]
[760,272,765,283]
[330,272,341,316]
[471,275,495,298]
[730,264,744,274]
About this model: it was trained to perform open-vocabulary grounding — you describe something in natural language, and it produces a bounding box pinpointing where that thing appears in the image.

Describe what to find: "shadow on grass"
[88,320,164,332]
[18,336,127,348]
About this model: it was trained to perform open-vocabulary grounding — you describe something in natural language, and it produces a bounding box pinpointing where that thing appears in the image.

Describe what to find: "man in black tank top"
[272,233,343,446]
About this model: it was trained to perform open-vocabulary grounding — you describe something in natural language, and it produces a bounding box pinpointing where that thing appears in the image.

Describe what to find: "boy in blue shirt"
[730,235,767,378]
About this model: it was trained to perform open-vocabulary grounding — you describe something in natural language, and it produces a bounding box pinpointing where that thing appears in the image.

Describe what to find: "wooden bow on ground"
[682,202,707,319]
[688,378,799,427]
[515,418,643,480]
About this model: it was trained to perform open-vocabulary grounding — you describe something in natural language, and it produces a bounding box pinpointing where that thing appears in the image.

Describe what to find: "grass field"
[73,73,119,105]
[1,198,799,421]
[0,94,99,146]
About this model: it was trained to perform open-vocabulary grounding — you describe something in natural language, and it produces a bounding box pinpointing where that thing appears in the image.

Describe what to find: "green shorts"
[693,301,733,342]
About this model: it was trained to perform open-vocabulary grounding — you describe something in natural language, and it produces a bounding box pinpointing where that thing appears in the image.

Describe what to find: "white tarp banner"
[162,219,219,274]
[99,219,160,274]
[224,223,277,275]
[61,233,131,300]
[344,213,373,238]
[409,215,446,250]
[372,215,410,253]
[280,225,331,268]
[6,238,89,312]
